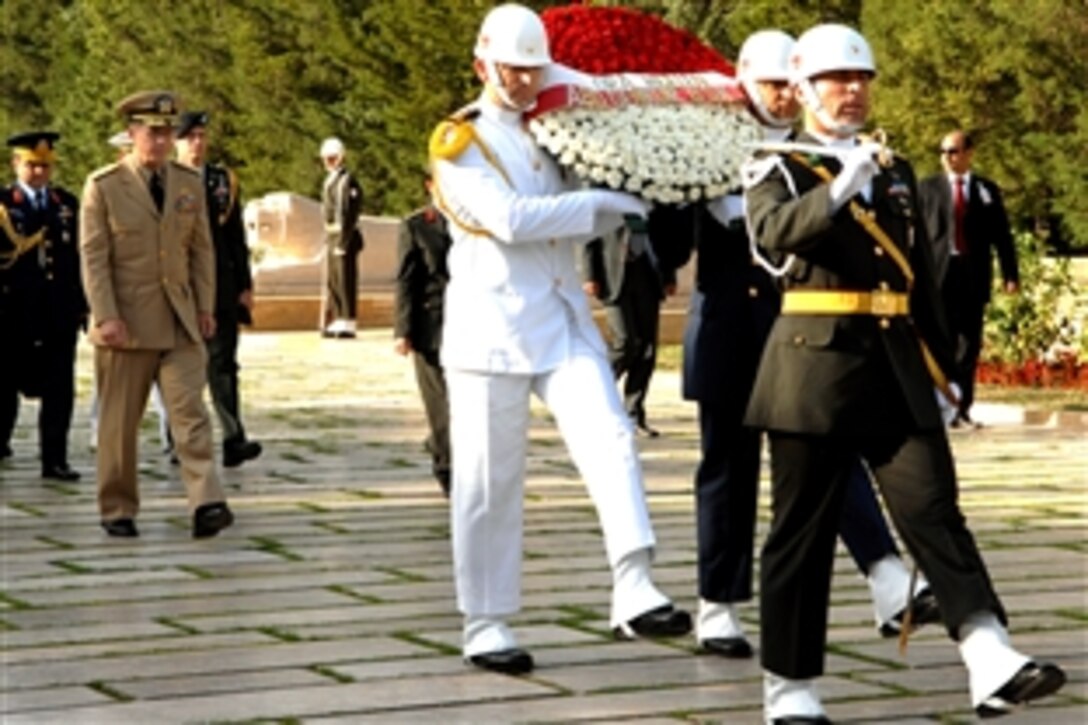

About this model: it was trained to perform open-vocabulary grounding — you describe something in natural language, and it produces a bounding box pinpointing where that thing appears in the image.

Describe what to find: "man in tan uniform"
[80,90,233,539]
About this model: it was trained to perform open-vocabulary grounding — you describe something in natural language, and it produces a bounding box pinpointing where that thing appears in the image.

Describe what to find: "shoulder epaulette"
[169,160,201,178]
[89,162,123,181]
[429,105,481,162]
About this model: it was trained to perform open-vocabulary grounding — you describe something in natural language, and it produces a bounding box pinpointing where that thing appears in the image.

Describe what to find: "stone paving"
[1,330,1085,724]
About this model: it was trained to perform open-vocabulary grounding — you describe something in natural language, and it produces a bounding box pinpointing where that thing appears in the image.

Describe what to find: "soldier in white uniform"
[430,3,692,675]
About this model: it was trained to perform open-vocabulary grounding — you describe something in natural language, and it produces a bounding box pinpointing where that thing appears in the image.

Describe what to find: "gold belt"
[781,289,910,316]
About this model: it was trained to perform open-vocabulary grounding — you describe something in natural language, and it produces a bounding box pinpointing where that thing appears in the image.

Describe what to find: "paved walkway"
[1,331,1085,724]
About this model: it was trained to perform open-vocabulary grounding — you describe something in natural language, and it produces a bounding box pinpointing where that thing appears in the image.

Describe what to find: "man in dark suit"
[919,130,1019,426]
[175,111,261,468]
[743,24,1063,723]
[319,137,364,339]
[0,131,86,480]
[582,213,672,437]
[394,180,452,496]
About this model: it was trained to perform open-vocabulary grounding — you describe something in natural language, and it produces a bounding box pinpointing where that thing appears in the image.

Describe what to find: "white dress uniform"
[433,93,670,656]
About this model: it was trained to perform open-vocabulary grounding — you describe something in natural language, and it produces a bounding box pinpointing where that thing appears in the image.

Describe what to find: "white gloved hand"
[828,142,882,212]
[705,194,745,227]
[593,189,651,218]
[935,381,963,426]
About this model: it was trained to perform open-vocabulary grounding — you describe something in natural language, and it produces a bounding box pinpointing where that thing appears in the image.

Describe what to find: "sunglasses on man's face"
[940,147,964,156]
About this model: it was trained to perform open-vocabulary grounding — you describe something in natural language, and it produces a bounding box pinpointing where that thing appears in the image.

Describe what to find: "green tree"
[864,0,1088,249]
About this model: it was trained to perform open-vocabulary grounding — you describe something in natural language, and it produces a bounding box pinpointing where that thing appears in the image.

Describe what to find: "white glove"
[829,142,882,212]
[592,190,650,218]
[705,194,745,227]
[935,382,962,426]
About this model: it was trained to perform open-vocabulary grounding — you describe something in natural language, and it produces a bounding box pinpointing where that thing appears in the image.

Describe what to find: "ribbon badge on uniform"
[175,190,198,214]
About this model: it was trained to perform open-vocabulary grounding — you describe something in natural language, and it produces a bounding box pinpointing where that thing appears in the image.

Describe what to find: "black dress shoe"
[192,502,234,539]
[976,662,1066,718]
[614,604,693,640]
[771,716,832,724]
[635,422,660,438]
[467,648,534,675]
[700,636,753,659]
[879,587,942,638]
[42,463,81,482]
[101,518,139,538]
[223,440,262,468]
[335,331,357,339]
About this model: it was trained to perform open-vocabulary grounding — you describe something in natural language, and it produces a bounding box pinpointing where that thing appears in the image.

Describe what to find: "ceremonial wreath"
[527,5,760,204]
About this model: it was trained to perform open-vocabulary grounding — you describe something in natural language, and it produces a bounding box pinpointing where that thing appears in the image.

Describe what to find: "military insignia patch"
[175,191,198,213]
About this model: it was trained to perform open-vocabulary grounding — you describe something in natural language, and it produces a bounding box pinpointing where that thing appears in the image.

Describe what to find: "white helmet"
[474,4,551,67]
[790,24,876,135]
[320,136,345,159]
[789,24,875,82]
[737,30,796,129]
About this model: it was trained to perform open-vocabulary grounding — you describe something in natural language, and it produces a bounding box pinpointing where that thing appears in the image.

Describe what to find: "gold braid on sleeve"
[0,205,46,270]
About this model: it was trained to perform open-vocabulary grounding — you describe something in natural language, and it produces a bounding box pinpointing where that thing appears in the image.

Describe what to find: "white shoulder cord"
[745,154,797,278]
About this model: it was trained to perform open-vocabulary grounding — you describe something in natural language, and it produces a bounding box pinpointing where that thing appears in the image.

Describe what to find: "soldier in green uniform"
[743,25,1065,723]
[0,131,86,479]
[175,111,261,468]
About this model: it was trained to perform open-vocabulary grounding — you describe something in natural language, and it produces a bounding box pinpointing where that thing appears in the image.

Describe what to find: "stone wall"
[242,192,695,343]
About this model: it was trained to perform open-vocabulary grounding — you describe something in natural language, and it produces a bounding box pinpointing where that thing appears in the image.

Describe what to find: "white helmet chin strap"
[798,78,860,137]
[742,78,794,129]
[485,60,533,112]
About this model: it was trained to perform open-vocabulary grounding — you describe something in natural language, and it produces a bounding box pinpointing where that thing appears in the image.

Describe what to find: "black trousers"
[695,402,900,604]
[326,248,359,322]
[761,430,1005,679]
[412,350,450,481]
[206,316,246,445]
[604,256,660,424]
[0,326,78,467]
[943,258,986,415]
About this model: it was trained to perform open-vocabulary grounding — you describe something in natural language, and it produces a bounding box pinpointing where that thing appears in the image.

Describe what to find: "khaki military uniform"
[80,154,226,520]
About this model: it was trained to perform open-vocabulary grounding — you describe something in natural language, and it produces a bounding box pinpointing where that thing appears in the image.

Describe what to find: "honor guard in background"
[582,211,674,438]
[0,131,87,480]
[671,29,938,663]
[919,130,1019,427]
[743,25,1063,722]
[393,177,452,496]
[430,3,691,676]
[175,111,262,468]
[319,136,364,339]
[80,90,233,539]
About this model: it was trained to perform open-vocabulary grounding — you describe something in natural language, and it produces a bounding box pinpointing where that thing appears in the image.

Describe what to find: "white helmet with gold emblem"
[737,30,796,129]
[790,24,876,135]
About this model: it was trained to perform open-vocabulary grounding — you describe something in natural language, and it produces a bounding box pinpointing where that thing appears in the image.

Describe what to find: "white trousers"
[447,335,657,620]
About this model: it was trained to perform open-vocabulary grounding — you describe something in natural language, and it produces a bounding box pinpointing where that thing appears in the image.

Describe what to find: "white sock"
[764,671,824,722]
[610,547,670,627]
[958,610,1030,707]
[697,599,746,641]
[463,615,518,657]
[867,554,927,628]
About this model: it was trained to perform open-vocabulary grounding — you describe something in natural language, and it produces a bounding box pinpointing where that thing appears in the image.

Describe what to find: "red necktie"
[953,176,966,254]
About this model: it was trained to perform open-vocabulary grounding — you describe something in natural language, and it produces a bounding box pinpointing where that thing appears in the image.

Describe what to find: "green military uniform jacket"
[742,132,956,436]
